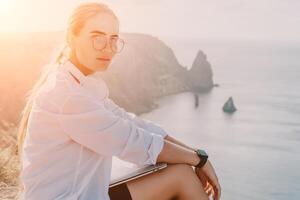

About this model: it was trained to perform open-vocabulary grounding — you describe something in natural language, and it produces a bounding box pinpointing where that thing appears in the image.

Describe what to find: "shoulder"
[33,63,81,113]
[33,63,109,114]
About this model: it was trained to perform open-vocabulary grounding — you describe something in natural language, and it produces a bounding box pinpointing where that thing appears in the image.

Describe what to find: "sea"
[139,37,300,200]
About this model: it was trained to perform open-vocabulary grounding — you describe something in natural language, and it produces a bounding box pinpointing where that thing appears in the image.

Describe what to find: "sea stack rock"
[187,50,214,92]
[223,97,237,113]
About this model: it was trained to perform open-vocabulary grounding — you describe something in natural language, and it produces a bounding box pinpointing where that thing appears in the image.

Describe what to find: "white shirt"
[20,59,168,200]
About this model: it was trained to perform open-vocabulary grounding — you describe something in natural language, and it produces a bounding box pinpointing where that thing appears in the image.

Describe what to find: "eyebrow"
[89,30,119,37]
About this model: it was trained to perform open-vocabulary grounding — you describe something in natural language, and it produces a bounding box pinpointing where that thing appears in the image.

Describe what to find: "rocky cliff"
[0,32,215,123]
[95,33,215,114]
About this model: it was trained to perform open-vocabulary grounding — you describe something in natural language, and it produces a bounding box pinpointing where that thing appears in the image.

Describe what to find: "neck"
[68,52,94,76]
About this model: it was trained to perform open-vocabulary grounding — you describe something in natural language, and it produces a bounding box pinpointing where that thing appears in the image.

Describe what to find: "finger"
[204,184,211,194]
[204,180,212,191]
[212,186,220,200]
[197,169,218,199]
[211,185,218,200]
[209,183,216,200]
[197,171,210,189]
[207,185,214,196]
[213,188,217,200]
[204,182,210,190]
[201,175,215,197]
[207,177,219,194]
[212,183,221,200]
[207,186,213,197]
[205,179,217,200]
[205,184,210,193]
[212,188,216,200]
[202,173,216,191]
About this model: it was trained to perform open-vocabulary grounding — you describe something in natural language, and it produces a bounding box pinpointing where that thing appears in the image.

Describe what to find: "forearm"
[156,139,200,167]
[165,134,197,152]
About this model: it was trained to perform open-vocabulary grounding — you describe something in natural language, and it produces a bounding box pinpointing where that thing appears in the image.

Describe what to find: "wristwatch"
[194,149,209,168]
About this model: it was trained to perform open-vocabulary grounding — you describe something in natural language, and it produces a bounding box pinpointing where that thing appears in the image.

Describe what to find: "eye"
[93,35,106,41]
[110,37,118,43]
[92,35,107,50]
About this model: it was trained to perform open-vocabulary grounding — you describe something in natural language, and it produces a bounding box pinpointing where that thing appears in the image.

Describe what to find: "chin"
[95,64,109,72]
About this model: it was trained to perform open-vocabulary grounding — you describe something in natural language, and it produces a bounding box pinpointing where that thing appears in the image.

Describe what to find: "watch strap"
[194,150,208,168]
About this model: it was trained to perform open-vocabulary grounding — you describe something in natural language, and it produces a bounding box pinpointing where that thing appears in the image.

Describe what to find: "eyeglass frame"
[90,34,125,53]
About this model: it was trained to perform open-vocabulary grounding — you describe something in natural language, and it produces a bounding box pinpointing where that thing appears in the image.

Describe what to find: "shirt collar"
[59,57,109,100]
[61,58,91,85]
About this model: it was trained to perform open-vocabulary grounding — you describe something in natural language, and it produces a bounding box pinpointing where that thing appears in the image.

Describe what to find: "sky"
[0,0,299,42]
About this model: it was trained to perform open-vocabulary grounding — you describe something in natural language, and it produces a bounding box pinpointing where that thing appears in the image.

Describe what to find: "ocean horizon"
[140,38,300,200]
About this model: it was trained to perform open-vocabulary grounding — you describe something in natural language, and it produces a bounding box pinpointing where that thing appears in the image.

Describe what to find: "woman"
[17,2,221,200]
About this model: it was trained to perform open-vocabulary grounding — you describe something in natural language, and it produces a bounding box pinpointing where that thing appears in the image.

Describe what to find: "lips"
[97,57,111,61]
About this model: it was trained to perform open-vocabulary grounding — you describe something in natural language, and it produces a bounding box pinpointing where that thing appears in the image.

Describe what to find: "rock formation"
[96,33,215,114]
[223,97,237,113]
[0,31,215,122]
[186,50,214,92]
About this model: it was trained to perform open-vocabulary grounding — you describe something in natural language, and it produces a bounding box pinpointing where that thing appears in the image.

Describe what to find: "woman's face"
[70,12,119,72]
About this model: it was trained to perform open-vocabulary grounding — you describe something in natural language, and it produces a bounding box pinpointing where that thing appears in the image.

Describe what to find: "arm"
[156,139,200,167]
[104,99,198,153]
[57,94,165,167]
[162,135,200,169]
[104,99,168,138]
[165,135,197,152]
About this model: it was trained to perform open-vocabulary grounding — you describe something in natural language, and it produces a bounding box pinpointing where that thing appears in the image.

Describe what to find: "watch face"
[197,149,208,157]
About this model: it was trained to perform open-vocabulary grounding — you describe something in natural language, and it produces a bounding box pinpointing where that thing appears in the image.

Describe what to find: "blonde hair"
[17,1,117,191]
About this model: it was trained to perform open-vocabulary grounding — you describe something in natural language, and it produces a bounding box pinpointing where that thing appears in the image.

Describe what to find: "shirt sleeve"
[104,98,169,138]
[57,94,165,167]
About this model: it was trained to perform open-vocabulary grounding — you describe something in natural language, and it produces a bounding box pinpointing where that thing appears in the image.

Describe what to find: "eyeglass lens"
[93,36,124,53]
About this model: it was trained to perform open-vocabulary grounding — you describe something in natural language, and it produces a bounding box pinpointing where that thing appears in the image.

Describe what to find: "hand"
[194,160,221,200]
[194,167,213,196]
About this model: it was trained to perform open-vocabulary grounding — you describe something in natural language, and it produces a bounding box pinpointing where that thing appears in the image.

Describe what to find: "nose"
[100,42,114,55]
[101,47,113,53]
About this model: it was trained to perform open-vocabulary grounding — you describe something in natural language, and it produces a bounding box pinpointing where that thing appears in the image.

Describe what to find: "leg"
[126,163,209,200]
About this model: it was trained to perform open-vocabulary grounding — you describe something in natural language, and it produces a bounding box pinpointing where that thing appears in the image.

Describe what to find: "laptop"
[109,157,168,188]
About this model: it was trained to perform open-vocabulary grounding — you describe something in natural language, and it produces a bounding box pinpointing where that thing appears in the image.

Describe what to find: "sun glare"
[0,0,13,16]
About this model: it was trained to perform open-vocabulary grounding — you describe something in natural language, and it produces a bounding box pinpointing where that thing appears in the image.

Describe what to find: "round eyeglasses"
[92,35,125,53]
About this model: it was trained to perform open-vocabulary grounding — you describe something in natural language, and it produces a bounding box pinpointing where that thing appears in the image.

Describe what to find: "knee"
[168,163,197,184]
[169,164,209,200]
